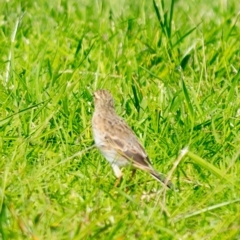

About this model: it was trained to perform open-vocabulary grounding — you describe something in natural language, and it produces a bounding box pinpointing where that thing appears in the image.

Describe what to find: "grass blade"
[181,78,194,122]
[187,151,233,184]
[174,198,240,222]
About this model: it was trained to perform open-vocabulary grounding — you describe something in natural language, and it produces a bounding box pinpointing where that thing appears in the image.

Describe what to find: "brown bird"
[92,89,173,188]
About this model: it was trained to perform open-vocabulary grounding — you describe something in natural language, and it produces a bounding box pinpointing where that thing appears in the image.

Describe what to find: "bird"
[92,89,173,189]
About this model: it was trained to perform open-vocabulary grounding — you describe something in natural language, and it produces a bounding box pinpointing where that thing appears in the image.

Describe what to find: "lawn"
[0,0,240,239]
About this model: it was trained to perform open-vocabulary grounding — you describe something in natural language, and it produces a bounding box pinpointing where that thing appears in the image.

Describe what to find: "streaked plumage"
[92,89,172,188]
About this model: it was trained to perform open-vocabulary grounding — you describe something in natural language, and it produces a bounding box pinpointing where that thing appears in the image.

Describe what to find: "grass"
[0,0,240,239]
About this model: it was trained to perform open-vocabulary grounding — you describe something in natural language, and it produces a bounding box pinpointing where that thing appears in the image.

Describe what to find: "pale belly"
[98,146,129,167]
[92,115,130,167]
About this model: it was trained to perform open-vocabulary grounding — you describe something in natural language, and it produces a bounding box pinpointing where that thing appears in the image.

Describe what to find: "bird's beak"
[93,92,100,99]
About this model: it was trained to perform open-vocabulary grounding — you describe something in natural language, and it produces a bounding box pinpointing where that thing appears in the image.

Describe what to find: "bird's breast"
[92,113,106,145]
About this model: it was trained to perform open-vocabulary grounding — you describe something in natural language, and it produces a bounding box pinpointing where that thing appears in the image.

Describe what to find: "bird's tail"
[150,171,173,189]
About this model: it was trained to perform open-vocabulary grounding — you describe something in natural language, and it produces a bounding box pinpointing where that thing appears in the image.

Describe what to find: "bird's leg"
[112,164,123,187]
[114,176,122,187]
[124,168,137,191]
[131,169,137,180]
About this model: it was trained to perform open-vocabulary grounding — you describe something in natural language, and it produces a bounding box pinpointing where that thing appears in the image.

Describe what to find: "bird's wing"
[103,115,152,168]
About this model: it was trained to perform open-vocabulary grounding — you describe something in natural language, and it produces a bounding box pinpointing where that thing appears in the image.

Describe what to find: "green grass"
[0,0,240,239]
